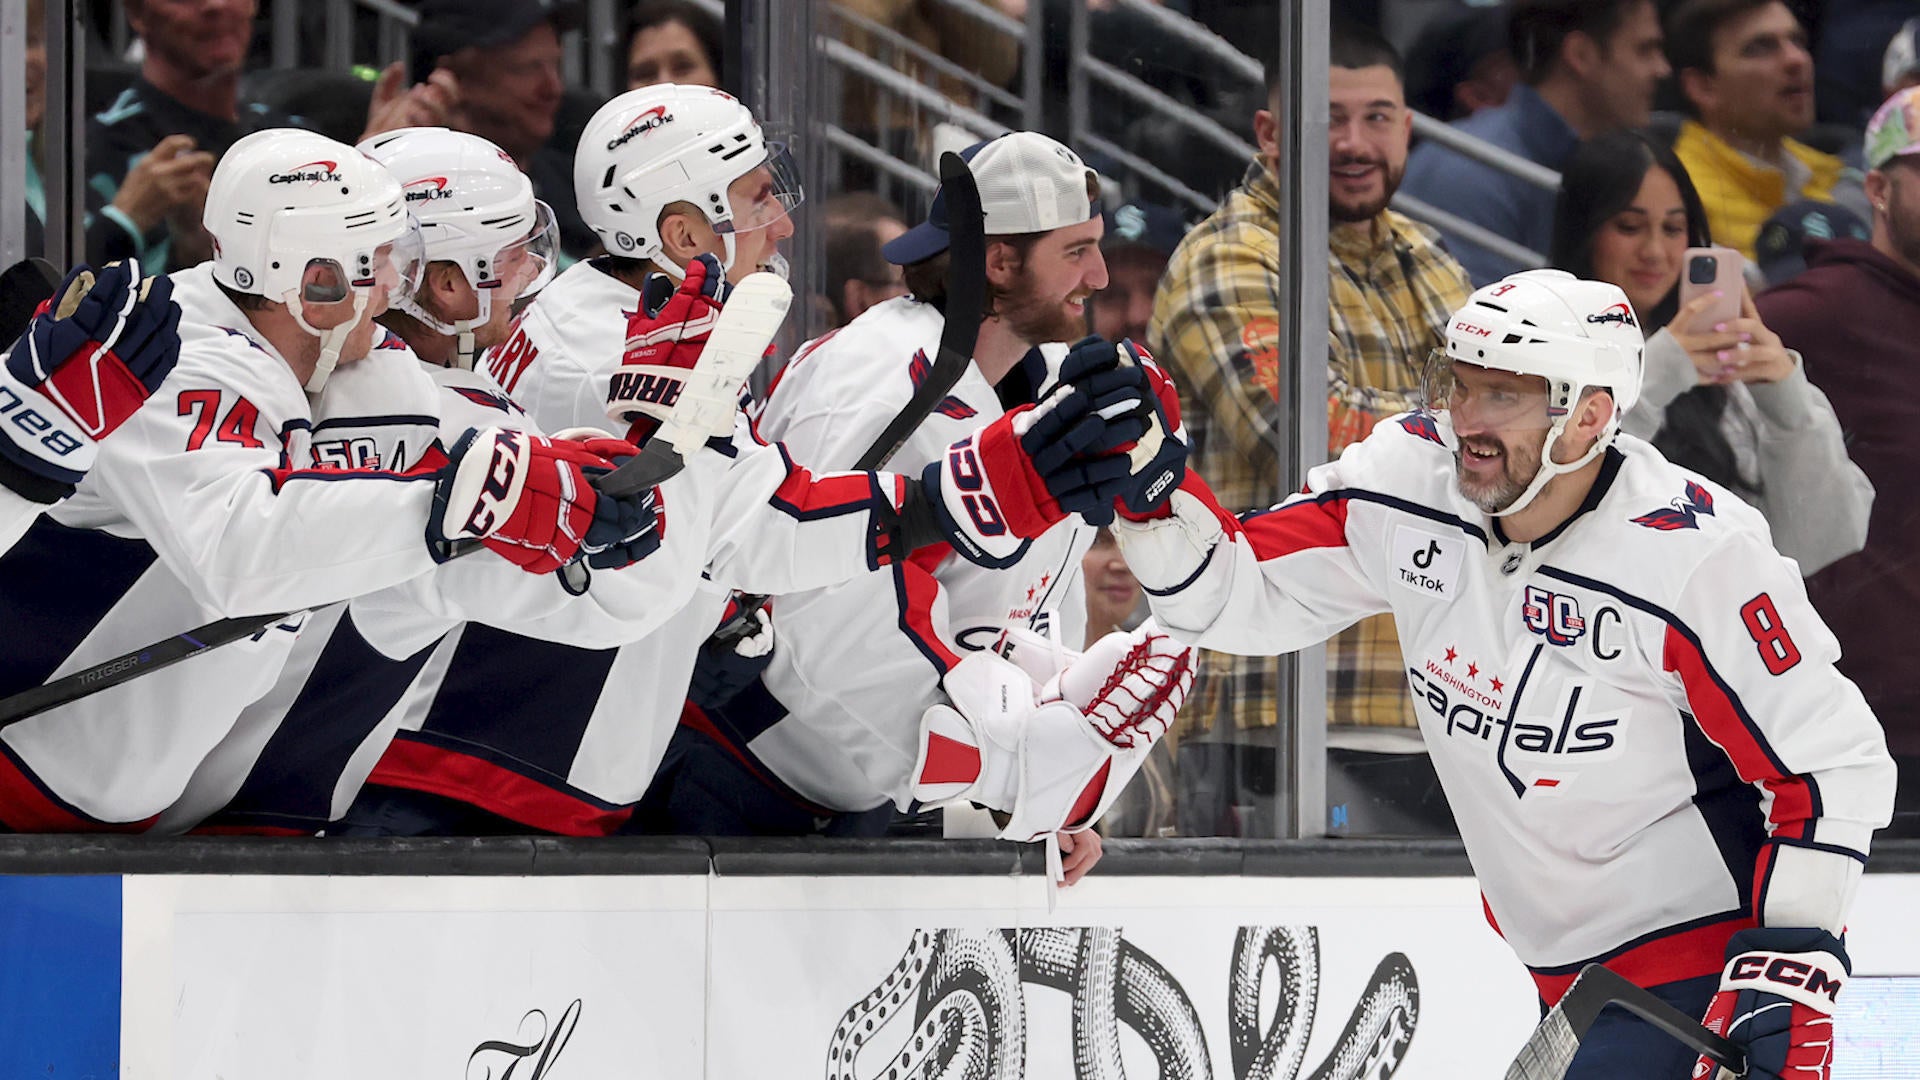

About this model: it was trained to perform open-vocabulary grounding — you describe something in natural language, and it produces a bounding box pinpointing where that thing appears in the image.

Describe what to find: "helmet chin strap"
[649,233,742,282]
[396,290,490,370]
[289,291,371,395]
[1491,386,1616,519]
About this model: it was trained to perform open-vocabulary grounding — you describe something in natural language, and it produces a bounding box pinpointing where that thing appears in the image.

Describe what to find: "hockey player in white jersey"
[1105,269,1894,1078]
[0,260,181,552]
[0,128,665,831]
[309,94,1156,836]
[152,126,684,834]
[637,131,1193,880]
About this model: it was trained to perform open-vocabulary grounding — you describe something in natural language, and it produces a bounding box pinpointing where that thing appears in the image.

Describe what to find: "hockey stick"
[0,277,796,730]
[1503,964,1747,1080]
[710,151,986,646]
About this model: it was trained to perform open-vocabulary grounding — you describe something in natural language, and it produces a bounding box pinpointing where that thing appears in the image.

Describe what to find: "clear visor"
[1420,350,1556,434]
[486,199,560,301]
[714,143,805,236]
[295,219,426,310]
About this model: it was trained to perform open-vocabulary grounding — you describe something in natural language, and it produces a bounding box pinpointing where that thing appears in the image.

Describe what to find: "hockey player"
[637,130,1193,880]
[0,128,664,831]
[0,260,181,552]
[316,98,1157,836]
[1106,268,1894,1078]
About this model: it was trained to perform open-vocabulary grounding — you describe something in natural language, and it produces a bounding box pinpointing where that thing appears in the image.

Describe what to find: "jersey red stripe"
[1240,495,1351,558]
[1663,625,1814,839]
[1529,915,1753,1006]
[364,737,633,836]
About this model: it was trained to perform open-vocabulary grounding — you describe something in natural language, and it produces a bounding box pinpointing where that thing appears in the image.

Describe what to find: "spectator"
[1552,130,1871,577]
[1404,3,1518,122]
[1764,86,1920,836]
[22,0,212,267]
[411,0,599,260]
[627,0,724,90]
[1668,0,1869,261]
[1400,0,1670,284]
[822,192,909,328]
[1149,25,1470,837]
[88,0,268,269]
[1090,200,1183,344]
[1753,197,1873,283]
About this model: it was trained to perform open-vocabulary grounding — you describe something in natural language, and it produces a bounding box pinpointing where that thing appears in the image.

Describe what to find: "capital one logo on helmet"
[606,106,674,152]
[404,176,454,202]
[269,160,343,185]
[1585,303,1637,328]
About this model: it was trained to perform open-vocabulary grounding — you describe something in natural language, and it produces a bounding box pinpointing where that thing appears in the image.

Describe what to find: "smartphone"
[1676,246,1743,327]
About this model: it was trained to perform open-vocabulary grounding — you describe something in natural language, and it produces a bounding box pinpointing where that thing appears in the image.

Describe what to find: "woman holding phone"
[1551,130,1872,575]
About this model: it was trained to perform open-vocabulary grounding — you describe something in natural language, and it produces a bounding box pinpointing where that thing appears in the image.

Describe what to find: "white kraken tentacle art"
[829,925,1421,1080]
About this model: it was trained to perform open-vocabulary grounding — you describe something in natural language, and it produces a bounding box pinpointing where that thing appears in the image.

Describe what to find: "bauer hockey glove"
[428,428,663,575]
[0,259,181,503]
[1695,926,1847,1080]
[688,600,775,710]
[605,252,734,443]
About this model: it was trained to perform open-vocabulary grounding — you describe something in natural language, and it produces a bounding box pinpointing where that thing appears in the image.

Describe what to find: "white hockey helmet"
[356,127,560,368]
[1429,269,1645,516]
[204,128,425,392]
[573,83,803,277]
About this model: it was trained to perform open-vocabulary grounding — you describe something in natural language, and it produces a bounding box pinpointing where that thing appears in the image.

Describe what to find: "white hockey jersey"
[0,265,458,829]
[243,259,934,833]
[724,296,1093,813]
[1119,411,1895,1000]
[154,348,716,834]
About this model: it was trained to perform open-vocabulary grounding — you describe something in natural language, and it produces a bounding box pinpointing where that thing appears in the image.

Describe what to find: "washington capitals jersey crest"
[908,348,977,420]
[1631,479,1716,531]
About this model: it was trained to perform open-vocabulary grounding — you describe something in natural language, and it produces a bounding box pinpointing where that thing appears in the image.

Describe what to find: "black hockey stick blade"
[1504,964,1747,1080]
[853,150,985,473]
[712,151,987,648]
[595,442,683,499]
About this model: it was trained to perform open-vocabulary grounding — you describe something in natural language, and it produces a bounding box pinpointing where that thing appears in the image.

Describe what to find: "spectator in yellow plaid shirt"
[1148,24,1472,836]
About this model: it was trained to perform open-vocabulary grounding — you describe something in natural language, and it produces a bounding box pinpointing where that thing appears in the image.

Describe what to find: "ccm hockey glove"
[429,429,662,575]
[922,343,1151,568]
[0,260,181,503]
[605,252,733,442]
[1695,927,1847,1080]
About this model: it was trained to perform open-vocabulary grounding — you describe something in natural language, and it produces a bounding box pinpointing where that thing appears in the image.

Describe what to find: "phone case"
[1676,247,1743,327]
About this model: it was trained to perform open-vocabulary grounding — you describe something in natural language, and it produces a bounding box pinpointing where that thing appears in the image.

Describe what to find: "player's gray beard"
[1454,438,1541,514]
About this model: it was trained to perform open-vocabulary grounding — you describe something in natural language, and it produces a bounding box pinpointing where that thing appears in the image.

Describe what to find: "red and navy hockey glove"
[605,252,733,442]
[0,260,181,503]
[1695,927,1847,1080]
[921,350,1150,568]
[429,429,662,575]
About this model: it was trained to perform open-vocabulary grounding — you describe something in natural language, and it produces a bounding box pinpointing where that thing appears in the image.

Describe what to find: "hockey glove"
[0,260,181,503]
[428,428,662,575]
[605,252,733,441]
[921,359,1151,568]
[1695,926,1847,1080]
[1109,339,1187,521]
[688,601,775,710]
[1046,623,1196,752]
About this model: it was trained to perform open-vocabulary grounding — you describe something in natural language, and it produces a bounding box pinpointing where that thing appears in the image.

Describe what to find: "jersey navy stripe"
[1681,712,1765,912]
[417,625,621,780]
[0,517,159,697]
[1246,487,1493,545]
[208,609,441,831]
[1523,907,1751,976]
[310,413,439,433]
